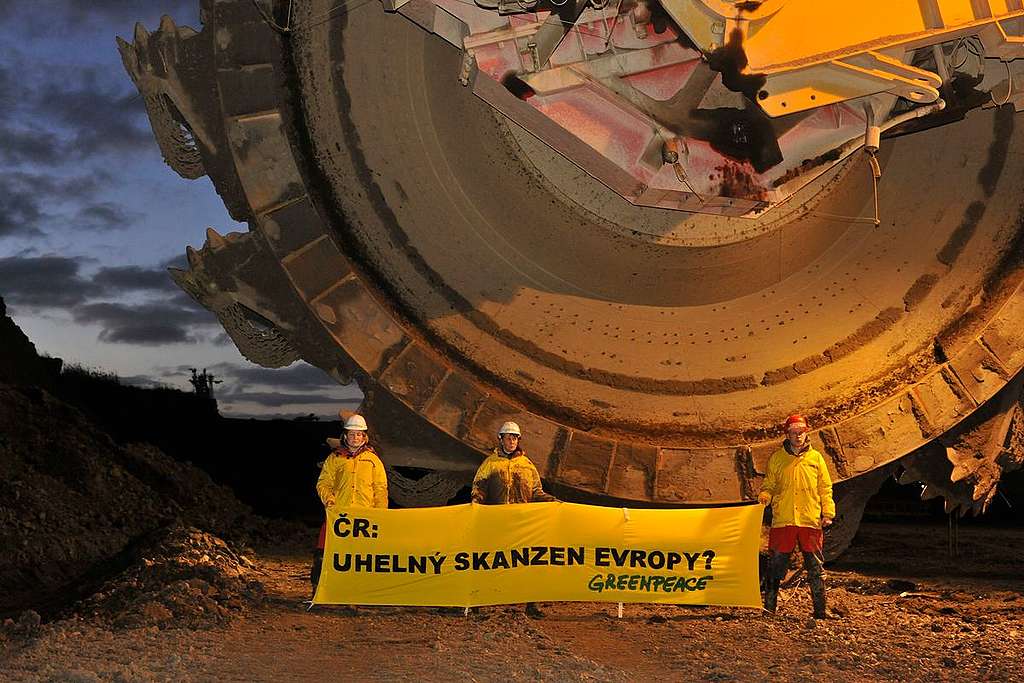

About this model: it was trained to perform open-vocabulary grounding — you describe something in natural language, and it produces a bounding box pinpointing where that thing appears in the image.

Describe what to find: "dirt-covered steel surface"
[287,0,1024,442]
[1,523,1021,682]
[125,0,1024,518]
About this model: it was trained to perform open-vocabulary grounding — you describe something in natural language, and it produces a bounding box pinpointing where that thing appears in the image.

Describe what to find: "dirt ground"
[1,522,1021,683]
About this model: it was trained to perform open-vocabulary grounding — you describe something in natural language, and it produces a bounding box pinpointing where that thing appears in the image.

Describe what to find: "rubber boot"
[803,551,827,619]
[763,552,787,613]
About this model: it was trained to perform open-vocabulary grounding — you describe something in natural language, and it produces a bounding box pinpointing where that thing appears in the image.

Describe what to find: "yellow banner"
[313,502,762,608]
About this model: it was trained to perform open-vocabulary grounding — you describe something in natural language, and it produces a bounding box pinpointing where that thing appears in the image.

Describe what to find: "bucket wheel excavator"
[120,0,1024,555]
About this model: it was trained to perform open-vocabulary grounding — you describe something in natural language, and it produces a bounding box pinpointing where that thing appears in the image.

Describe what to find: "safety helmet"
[498,421,521,436]
[784,414,808,431]
[344,414,369,431]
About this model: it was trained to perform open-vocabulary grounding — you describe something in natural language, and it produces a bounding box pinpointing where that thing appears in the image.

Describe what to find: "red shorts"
[768,526,823,553]
[316,521,326,550]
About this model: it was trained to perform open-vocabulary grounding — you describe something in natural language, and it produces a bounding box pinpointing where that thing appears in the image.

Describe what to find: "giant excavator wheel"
[121,0,1024,556]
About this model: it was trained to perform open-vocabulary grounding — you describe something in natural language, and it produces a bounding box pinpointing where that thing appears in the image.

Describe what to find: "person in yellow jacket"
[310,414,388,590]
[471,421,556,617]
[758,414,836,618]
[473,419,557,505]
[471,421,557,505]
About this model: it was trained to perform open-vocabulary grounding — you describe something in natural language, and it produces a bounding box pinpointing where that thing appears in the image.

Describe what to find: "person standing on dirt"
[758,414,836,619]
[471,421,557,506]
[471,420,556,618]
[309,414,389,591]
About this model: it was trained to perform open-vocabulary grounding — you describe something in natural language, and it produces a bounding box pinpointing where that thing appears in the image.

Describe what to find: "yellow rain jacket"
[471,448,556,504]
[759,443,835,528]
[316,445,388,508]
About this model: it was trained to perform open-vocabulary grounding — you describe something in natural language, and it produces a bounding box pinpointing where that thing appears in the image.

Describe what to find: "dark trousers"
[310,549,324,589]
[764,550,826,617]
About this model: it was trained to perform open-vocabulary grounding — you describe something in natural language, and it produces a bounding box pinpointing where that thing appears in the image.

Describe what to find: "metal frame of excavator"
[117,1,1024,556]
[381,0,1024,215]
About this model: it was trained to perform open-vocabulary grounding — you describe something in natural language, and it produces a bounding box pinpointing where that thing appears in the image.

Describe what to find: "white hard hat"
[344,414,369,431]
[498,421,521,436]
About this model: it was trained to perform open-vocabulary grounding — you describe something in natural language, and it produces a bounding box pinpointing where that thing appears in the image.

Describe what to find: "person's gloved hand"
[757,492,772,506]
[822,516,833,527]
[325,496,336,508]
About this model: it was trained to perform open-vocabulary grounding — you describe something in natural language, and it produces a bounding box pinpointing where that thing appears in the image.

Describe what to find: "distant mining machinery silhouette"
[189,368,222,400]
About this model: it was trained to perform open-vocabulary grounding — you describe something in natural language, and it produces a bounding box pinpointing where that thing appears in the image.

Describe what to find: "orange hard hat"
[784,414,808,430]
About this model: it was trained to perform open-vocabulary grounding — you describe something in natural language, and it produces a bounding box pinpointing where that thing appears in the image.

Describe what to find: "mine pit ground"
[1,305,1021,681]
[2,522,1021,682]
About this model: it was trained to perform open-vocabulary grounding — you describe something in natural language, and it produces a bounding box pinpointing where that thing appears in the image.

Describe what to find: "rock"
[47,670,101,683]
[886,579,917,593]
[140,602,173,624]
[77,525,264,630]
[17,609,41,633]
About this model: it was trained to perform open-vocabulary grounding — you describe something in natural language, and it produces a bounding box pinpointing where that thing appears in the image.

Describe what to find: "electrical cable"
[867,152,881,227]
[252,0,382,34]
[992,59,1014,107]
[602,0,624,52]
[948,35,983,73]
[291,0,379,31]
[250,0,292,32]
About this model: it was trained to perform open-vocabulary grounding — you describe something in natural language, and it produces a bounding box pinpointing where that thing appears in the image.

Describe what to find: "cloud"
[93,265,178,292]
[62,0,198,25]
[152,360,362,410]
[0,171,121,239]
[0,65,21,117]
[156,362,203,379]
[217,363,341,392]
[123,361,364,420]
[31,71,153,160]
[0,181,46,238]
[0,3,264,382]
[0,255,187,311]
[0,5,198,172]
[0,55,152,166]
[15,170,108,200]
[1,1,200,40]
[220,411,346,421]
[118,374,173,389]
[195,361,350,401]
[0,253,220,345]
[0,125,61,165]
[72,300,217,345]
[73,202,139,231]
[0,255,102,307]
[223,391,355,408]
[215,364,361,410]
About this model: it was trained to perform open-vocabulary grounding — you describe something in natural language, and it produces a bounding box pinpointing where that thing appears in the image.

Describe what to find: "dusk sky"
[0,0,361,418]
